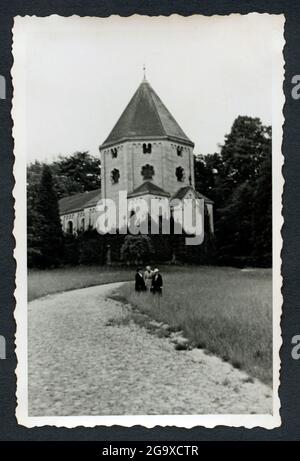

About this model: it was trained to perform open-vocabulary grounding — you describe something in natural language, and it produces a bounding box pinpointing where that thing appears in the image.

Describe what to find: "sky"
[13,14,284,164]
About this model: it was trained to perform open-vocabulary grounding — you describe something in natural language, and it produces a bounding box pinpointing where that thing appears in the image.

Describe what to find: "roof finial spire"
[143,64,147,81]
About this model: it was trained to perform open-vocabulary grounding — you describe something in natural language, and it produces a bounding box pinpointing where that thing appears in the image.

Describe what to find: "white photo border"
[13,13,284,428]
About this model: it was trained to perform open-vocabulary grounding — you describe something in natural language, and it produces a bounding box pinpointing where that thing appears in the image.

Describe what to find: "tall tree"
[27,161,45,267]
[51,151,100,198]
[27,151,101,201]
[215,116,272,265]
[34,165,64,268]
[194,153,224,204]
[251,144,272,264]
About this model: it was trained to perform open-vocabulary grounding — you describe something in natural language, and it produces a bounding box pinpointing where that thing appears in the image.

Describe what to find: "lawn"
[28,265,132,301]
[28,264,199,301]
[115,266,272,384]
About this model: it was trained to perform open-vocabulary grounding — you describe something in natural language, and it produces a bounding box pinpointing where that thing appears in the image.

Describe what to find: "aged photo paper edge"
[12,13,284,429]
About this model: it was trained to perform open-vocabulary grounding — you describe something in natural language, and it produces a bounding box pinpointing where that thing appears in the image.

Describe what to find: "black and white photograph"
[12,13,284,428]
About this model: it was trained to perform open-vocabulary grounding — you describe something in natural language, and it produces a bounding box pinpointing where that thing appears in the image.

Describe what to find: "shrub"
[63,233,79,265]
[78,228,106,265]
[121,235,154,265]
[150,234,173,262]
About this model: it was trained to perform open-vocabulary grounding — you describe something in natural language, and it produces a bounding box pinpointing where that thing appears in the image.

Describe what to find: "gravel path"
[28,283,272,416]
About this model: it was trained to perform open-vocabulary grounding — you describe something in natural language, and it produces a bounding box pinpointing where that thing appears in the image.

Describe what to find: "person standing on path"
[144,265,153,291]
[151,268,163,295]
[135,268,146,292]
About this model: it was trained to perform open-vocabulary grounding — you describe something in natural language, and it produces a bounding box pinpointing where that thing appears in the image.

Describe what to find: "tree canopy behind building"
[194,116,272,266]
[27,151,100,200]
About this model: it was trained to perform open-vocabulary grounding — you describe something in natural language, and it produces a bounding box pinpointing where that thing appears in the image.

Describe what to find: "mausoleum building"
[59,76,213,236]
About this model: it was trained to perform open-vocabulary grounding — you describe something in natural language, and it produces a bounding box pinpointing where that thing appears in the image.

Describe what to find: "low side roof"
[171,186,214,204]
[59,188,101,214]
[127,181,170,198]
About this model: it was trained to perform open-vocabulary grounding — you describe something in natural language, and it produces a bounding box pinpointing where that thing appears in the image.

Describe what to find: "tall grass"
[117,267,272,384]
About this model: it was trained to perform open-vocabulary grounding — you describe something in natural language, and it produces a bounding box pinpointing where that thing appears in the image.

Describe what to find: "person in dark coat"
[151,268,163,295]
[135,268,146,292]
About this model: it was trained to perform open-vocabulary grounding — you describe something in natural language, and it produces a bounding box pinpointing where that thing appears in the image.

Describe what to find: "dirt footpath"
[28,283,272,416]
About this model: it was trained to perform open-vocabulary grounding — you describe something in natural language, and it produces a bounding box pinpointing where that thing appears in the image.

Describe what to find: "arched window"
[80,218,85,231]
[143,143,152,154]
[67,221,73,234]
[111,148,118,158]
[177,146,183,156]
[141,164,154,180]
[176,166,185,182]
[111,168,120,184]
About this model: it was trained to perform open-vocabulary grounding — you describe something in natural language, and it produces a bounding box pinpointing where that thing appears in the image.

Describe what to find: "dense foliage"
[27,151,100,200]
[121,235,154,265]
[28,165,64,268]
[194,116,272,266]
[27,152,100,268]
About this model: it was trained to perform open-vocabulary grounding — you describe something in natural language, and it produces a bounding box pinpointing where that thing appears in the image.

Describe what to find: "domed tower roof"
[100,79,194,149]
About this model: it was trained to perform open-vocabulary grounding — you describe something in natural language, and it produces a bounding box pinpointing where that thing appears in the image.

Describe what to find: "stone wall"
[100,138,194,204]
[60,206,98,234]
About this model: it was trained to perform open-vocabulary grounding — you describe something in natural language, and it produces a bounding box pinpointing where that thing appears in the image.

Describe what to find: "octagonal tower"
[99,77,195,208]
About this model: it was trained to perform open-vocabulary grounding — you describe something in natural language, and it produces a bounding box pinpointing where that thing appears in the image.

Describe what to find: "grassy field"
[28,264,196,301]
[28,266,132,301]
[115,266,272,384]
[28,264,272,384]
